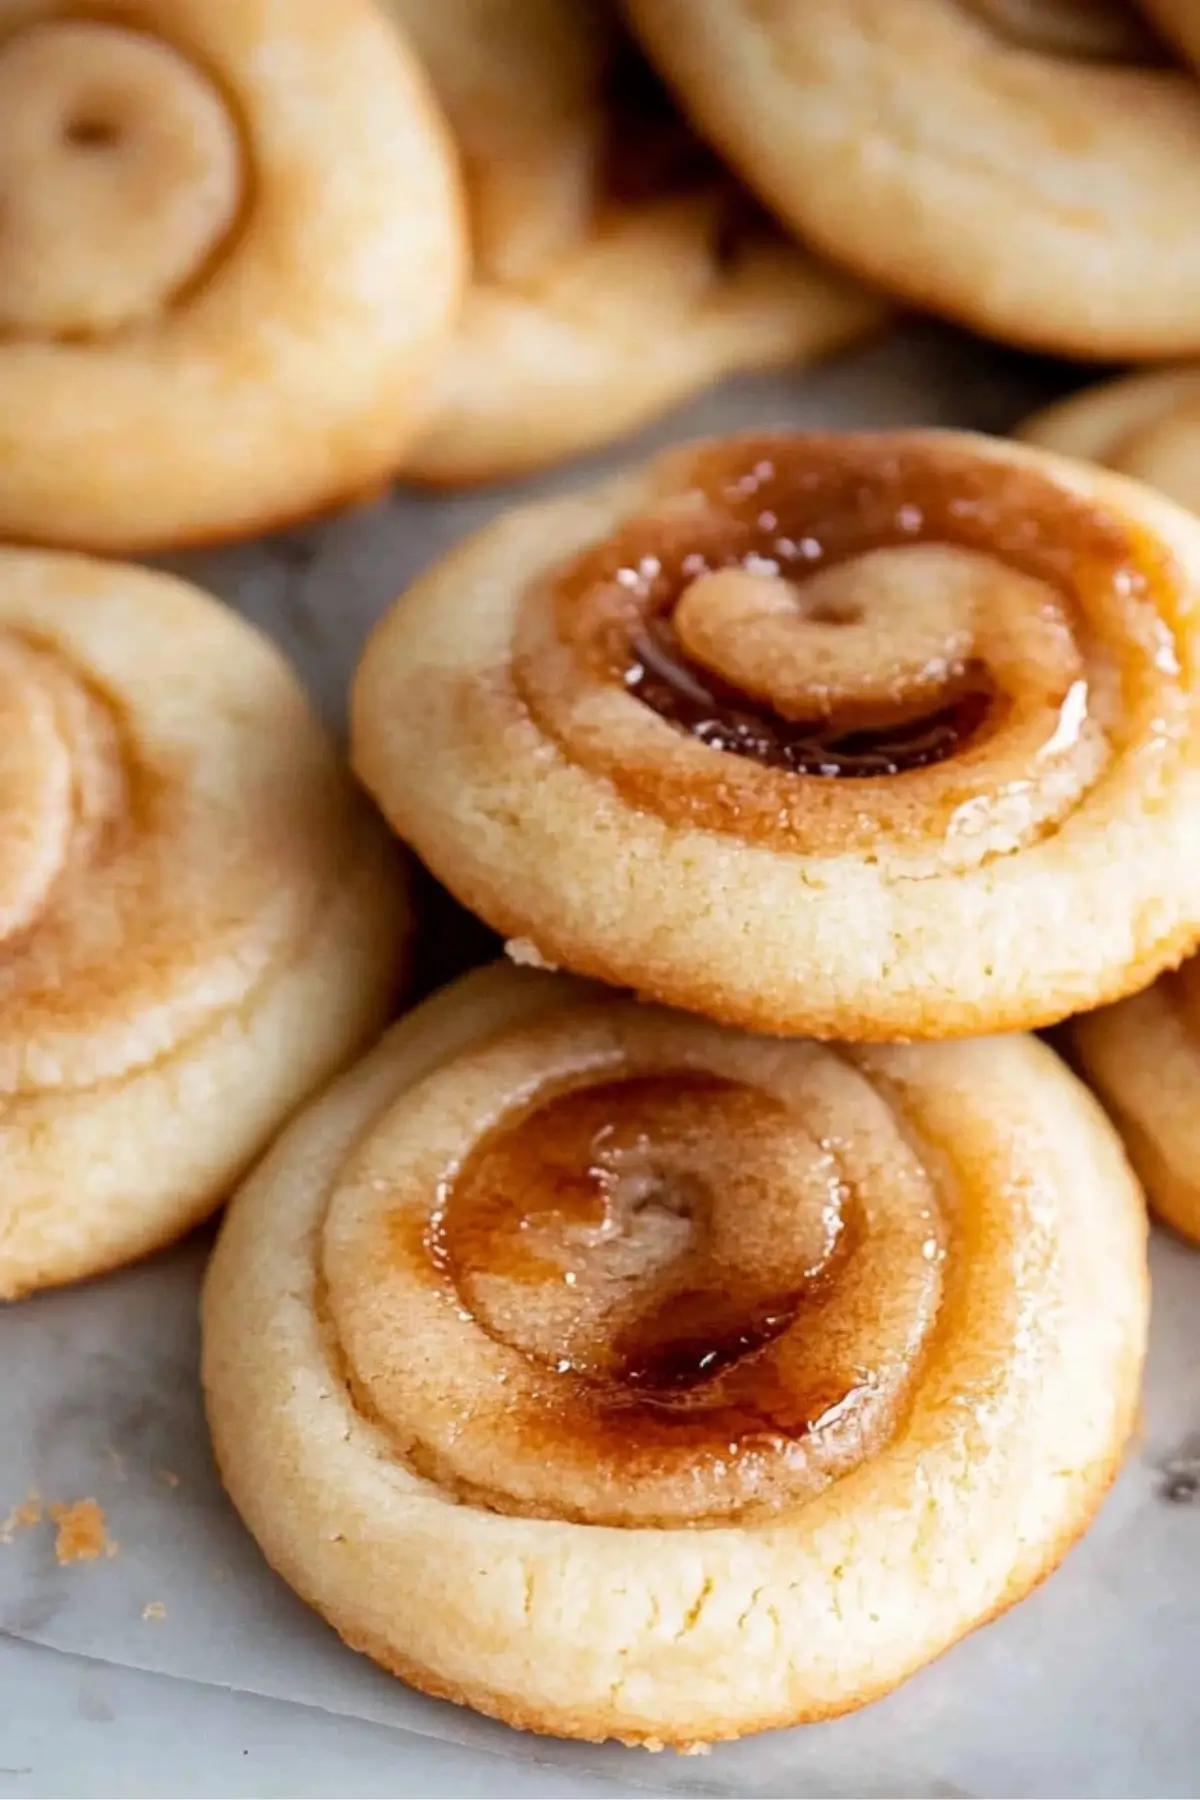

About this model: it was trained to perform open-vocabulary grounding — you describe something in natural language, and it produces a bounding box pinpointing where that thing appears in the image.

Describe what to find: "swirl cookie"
[0,550,408,1300]
[1021,368,1200,516]
[1073,962,1200,1242]
[624,0,1200,358]
[385,0,884,485]
[0,0,463,551]
[353,428,1200,1040]
[203,964,1147,1747]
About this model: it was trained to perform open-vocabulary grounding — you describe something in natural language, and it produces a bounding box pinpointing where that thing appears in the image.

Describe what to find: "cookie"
[0,0,463,551]
[203,963,1147,1747]
[1021,367,1200,514]
[386,0,884,485]
[624,0,1200,357]
[353,428,1200,1040]
[0,550,408,1300]
[1073,963,1200,1242]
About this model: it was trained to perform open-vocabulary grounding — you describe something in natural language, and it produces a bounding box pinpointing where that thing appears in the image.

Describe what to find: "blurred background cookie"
[1020,366,1200,512]
[0,550,409,1299]
[353,427,1200,1040]
[0,0,464,551]
[625,0,1200,357]
[387,0,886,485]
[1073,961,1200,1243]
[204,964,1146,1746]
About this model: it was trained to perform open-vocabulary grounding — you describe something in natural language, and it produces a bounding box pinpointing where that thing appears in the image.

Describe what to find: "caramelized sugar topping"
[367,1065,943,1524]
[628,611,997,777]
[324,1020,952,1527]
[438,1074,830,1398]
[515,432,1181,854]
[577,436,1143,771]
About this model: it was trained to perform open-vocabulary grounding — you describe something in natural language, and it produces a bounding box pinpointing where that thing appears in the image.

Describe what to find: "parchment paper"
[3,326,1195,1798]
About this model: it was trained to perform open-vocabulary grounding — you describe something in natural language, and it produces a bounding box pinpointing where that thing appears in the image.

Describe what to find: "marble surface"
[0,1640,631,1799]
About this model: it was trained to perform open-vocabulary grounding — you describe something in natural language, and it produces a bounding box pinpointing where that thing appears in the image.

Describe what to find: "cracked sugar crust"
[203,964,1146,1746]
[624,0,1200,357]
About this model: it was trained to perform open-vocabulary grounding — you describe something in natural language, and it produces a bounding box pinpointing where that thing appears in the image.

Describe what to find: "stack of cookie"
[204,420,1200,1749]
[3,0,1200,1765]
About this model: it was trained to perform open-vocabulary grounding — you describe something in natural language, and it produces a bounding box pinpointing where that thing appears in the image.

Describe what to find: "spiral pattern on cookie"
[0,0,463,550]
[624,0,1200,357]
[387,0,884,485]
[353,428,1200,1038]
[203,965,1146,1747]
[0,548,408,1299]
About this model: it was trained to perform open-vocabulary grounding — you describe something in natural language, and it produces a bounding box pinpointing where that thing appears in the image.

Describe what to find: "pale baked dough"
[203,963,1147,1747]
[0,549,409,1299]
[386,0,884,485]
[624,0,1200,357]
[352,427,1200,1040]
[0,0,464,551]
[1073,961,1200,1242]
[1021,368,1200,516]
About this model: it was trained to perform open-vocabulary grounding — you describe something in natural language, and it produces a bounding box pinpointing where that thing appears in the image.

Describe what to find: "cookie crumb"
[0,1491,42,1544]
[50,1499,115,1565]
[141,1601,167,1622]
[506,937,556,971]
[156,1468,180,1489]
[1158,1431,1200,1504]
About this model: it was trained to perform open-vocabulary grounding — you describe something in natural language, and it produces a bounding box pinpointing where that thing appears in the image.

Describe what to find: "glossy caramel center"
[439,1075,838,1395]
[514,432,1182,861]
[322,1005,954,1527]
